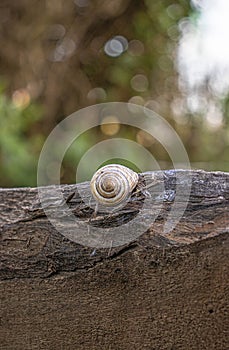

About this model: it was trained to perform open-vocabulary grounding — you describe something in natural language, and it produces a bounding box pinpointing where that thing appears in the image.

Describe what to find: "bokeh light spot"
[12,89,31,109]
[128,40,144,56]
[128,96,145,106]
[87,87,107,102]
[104,36,128,57]
[46,24,66,40]
[131,74,148,92]
[136,130,155,147]
[100,115,120,136]
[52,38,76,62]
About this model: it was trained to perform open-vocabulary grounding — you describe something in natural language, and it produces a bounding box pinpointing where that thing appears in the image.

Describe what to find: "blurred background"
[0,0,228,187]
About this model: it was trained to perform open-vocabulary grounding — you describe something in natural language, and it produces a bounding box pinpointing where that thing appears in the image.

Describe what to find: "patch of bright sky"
[178,0,229,97]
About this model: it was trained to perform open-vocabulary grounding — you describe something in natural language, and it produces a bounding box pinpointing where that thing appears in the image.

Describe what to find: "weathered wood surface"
[0,170,228,349]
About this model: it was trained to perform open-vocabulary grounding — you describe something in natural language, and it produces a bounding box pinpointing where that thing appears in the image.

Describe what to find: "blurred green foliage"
[0,0,228,187]
[0,83,43,186]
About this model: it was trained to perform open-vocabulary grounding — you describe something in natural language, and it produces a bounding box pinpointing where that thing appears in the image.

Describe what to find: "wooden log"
[0,170,228,349]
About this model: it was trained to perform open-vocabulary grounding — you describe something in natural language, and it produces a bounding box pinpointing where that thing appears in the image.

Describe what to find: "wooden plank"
[0,170,228,349]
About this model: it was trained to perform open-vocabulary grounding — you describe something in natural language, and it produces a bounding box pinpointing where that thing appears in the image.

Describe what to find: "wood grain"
[0,170,228,349]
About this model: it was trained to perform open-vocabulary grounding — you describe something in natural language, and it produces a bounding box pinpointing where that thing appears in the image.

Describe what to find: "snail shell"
[90,164,139,206]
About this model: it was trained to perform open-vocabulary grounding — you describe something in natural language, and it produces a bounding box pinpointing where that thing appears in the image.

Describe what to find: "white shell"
[90,164,139,206]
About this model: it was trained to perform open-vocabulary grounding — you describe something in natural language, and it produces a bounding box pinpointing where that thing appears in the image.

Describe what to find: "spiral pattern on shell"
[90,164,139,206]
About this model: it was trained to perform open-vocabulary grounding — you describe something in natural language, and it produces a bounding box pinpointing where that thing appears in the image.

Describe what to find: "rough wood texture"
[0,170,228,349]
